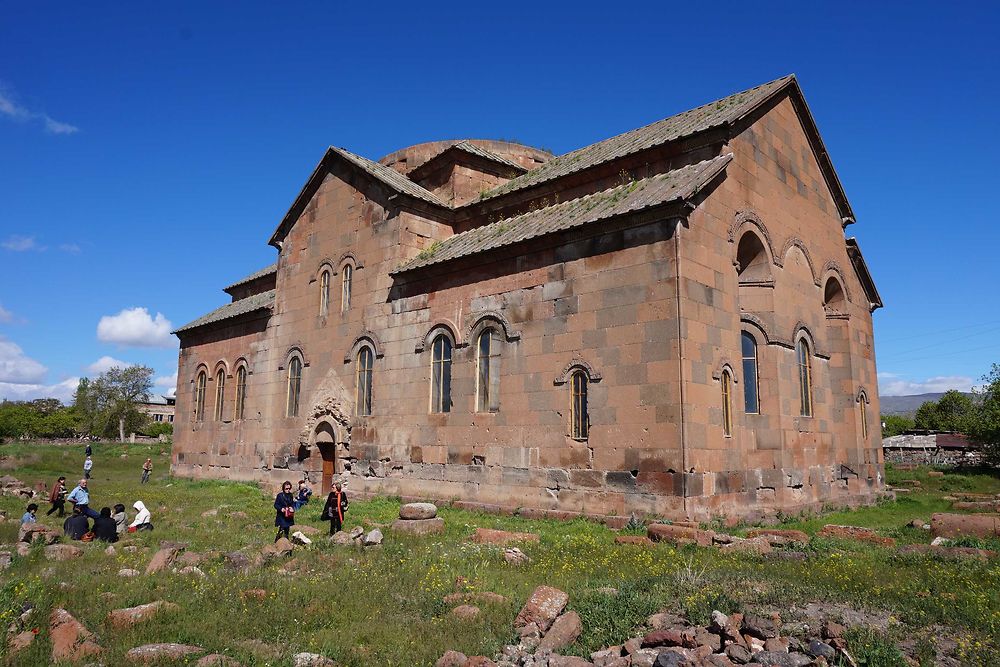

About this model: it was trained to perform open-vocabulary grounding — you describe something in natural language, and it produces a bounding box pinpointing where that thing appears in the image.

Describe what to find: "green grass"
[1,444,999,666]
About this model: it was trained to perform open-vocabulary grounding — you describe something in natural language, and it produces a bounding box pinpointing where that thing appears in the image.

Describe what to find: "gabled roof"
[173,289,275,335]
[393,154,732,275]
[268,147,447,248]
[845,238,883,311]
[223,262,277,292]
[407,140,528,179]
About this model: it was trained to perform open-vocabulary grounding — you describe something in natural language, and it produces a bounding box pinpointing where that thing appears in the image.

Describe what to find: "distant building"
[138,395,176,425]
[882,431,981,466]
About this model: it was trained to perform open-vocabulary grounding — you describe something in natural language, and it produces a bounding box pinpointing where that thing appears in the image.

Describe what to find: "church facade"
[171,75,884,522]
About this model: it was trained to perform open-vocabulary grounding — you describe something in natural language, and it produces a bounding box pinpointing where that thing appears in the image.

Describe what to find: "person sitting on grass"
[112,503,128,535]
[93,507,119,543]
[67,479,100,519]
[21,503,38,524]
[63,504,90,540]
[128,501,153,532]
[273,481,296,542]
[294,479,313,509]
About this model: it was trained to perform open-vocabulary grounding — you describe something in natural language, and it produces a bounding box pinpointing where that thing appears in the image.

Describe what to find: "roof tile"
[174,289,275,334]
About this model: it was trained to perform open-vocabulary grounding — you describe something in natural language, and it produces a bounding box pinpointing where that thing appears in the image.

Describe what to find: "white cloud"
[1,235,42,252]
[154,372,177,399]
[87,355,130,374]
[0,336,47,384]
[0,377,79,403]
[97,307,175,348]
[59,243,81,254]
[0,85,78,135]
[878,372,975,396]
[0,304,12,324]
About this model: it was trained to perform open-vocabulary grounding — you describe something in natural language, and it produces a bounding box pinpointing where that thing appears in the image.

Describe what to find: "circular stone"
[399,502,438,520]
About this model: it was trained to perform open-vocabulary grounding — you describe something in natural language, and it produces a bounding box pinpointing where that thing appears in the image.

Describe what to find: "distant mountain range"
[879,392,975,416]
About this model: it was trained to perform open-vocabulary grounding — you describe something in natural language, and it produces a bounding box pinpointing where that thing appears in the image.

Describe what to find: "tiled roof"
[223,262,277,291]
[469,75,793,204]
[450,141,527,172]
[330,147,447,207]
[173,289,275,334]
[394,154,732,274]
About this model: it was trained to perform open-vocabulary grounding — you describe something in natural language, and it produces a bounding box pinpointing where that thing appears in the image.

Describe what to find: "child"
[20,503,38,524]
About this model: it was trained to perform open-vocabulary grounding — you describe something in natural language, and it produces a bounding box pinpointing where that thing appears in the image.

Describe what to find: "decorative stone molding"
[465,310,521,343]
[729,210,777,271]
[553,359,603,385]
[711,361,739,384]
[344,331,384,363]
[334,252,363,273]
[279,346,307,370]
[821,261,854,304]
[778,237,821,286]
[856,387,871,404]
[740,314,777,347]
[791,322,829,359]
[414,319,462,353]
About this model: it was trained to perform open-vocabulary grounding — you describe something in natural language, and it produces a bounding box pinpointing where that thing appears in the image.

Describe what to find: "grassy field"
[1,442,999,666]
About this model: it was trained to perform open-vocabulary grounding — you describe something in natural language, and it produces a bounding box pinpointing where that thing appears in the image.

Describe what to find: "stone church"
[171,75,884,522]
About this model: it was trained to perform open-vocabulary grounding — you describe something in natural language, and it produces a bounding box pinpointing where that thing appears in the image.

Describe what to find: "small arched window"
[722,369,734,437]
[214,368,226,421]
[859,391,869,440]
[797,339,812,417]
[430,334,452,413]
[194,371,207,422]
[286,356,302,418]
[741,332,759,414]
[476,328,501,413]
[356,346,373,416]
[570,370,589,440]
[319,269,331,317]
[234,365,247,421]
[341,264,353,313]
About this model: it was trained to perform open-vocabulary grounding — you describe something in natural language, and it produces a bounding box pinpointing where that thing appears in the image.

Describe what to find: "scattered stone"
[930,513,1000,539]
[292,652,338,667]
[391,517,445,535]
[291,531,313,546]
[443,591,507,605]
[349,526,364,540]
[177,551,204,566]
[146,546,182,574]
[126,643,204,662]
[20,523,60,544]
[907,519,926,529]
[631,649,660,667]
[0,551,11,570]
[104,544,116,556]
[330,532,354,545]
[201,509,218,517]
[400,502,438,520]
[50,608,103,662]
[109,601,180,628]
[641,629,684,648]
[747,529,810,544]
[15,542,30,557]
[464,658,498,667]
[817,525,896,547]
[927,471,945,478]
[242,588,268,600]
[452,604,481,620]
[436,650,468,667]
[930,536,950,546]
[821,620,845,639]
[471,527,540,544]
[231,511,248,519]
[647,523,714,547]
[118,567,140,578]
[45,544,83,561]
[548,656,593,667]
[8,630,35,656]
[721,536,772,555]
[363,529,383,546]
[262,537,294,558]
[538,611,583,651]
[615,535,654,547]
[196,654,243,666]
[179,565,207,577]
[503,547,530,565]
[742,613,780,639]
[514,585,569,632]
[806,640,836,659]
[224,551,253,570]
[725,643,752,664]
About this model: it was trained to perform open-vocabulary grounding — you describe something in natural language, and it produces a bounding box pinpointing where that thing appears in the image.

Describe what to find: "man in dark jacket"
[93,507,118,543]
[322,481,349,535]
[63,505,90,540]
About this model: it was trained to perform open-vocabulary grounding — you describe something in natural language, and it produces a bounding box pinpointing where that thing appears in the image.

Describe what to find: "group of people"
[272,479,349,541]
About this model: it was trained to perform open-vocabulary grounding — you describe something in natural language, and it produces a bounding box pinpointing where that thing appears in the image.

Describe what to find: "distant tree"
[86,366,154,442]
[144,422,173,439]
[914,401,940,430]
[881,414,914,438]
[934,390,976,432]
[969,364,1000,465]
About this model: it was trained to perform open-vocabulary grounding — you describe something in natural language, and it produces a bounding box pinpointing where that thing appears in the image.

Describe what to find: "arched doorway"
[313,421,337,494]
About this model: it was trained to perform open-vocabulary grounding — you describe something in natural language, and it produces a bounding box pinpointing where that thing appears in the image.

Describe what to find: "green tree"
[881,414,914,438]
[934,390,975,432]
[86,365,154,442]
[969,364,1000,465]
[914,401,940,430]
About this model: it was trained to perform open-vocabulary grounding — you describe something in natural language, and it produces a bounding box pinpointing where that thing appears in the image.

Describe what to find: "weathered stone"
[349,526,364,539]
[538,611,582,651]
[126,643,204,662]
[292,652,338,667]
[631,649,660,667]
[8,630,35,656]
[179,565,207,577]
[615,535,654,547]
[753,651,810,667]
[118,567,141,577]
[503,547,530,565]
[927,471,945,478]
[291,531,313,545]
[741,613,779,639]
[196,654,243,666]
[818,525,896,546]
[642,629,684,648]
[363,529,383,546]
[548,656,593,667]
[15,542,30,557]
[391,517,445,535]
[443,591,507,605]
[452,604,480,620]
[146,546,182,574]
[724,643,752,664]
[400,502,438,520]
[821,620,846,639]
[591,647,623,667]
[44,544,83,561]
[471,527,539,544]
[722,536,773,555]
[746,529,810,544]
[464,658,498,667]
[330,532,354,545]
[907,519,926,529]
[647,523,714,547]
[242,588,268,600]
[651,611,690,631]
[50,608,103,662]
[262,538,294,558]
[436,650,469,667]
[109,601,180,628]
[514,585,569,632]
[806,640,836,659]
[930,513,1000,539]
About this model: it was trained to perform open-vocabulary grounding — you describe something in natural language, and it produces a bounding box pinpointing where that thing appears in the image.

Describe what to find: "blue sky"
[1,2,998,403]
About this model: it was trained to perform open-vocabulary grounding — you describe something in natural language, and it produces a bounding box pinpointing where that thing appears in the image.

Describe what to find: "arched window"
[430,334,452,413]
[735,231,771,281]
[341,264,353,313]
[286,356,302,418]
[859,391,869,440]
[721,369,734,437]
[570,370,588,439]
[234,365,247,421]
[797,339,812,417]
[741,332,759,414]
[476,328,501,413]
[194,371,207,422]
[214,368,226,421]
[356,347,373,416]
[319,269,331,317]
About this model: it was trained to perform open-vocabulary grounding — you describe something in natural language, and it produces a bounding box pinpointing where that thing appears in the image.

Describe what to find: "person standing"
[273,481,295,542]
[85,442,93,457]
[141,458,153,484]
[83,455,93,480]
[66,479,99,519]
[46,476,67,517]
[322,481,349,535]
[20,503,38,525]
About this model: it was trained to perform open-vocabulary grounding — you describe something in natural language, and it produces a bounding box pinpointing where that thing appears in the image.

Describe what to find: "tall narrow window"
[286,357,302,418]
[741,332,759,414]
[234,365,247,420]
[195,371,207,422]
[860,393,869,440]
[356,347,373,416]
[476,328,501,412]
[341,264,353,313]
[570,370,589,439]
[214,368,226,421]
[430,335,452,413]
[319,270,331,317]
[721,370,733,437]
[797,339,812,417]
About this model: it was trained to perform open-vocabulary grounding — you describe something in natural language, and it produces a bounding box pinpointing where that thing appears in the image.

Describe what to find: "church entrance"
[314,422,337,495]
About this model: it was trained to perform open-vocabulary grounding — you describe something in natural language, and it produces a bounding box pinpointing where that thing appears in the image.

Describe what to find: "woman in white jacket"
[129,501,153,532]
